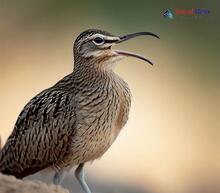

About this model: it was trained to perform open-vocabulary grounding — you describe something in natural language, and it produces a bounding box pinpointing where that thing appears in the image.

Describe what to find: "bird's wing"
[0,87,76,178]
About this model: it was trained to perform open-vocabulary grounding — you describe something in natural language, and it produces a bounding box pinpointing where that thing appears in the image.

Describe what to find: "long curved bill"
[115,50,154,65]
[119,32,160,42]
[114,31,160,65]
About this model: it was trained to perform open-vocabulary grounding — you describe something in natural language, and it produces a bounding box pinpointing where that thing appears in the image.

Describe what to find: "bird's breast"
[68,76,131,164]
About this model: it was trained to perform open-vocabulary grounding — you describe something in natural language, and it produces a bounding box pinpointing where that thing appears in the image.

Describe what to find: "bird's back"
[0,73,77,178]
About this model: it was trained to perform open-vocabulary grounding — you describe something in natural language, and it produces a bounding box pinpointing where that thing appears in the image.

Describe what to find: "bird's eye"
[93,37,105,45]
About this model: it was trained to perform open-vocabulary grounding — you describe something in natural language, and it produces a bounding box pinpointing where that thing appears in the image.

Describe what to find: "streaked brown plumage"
[0,29,159,193]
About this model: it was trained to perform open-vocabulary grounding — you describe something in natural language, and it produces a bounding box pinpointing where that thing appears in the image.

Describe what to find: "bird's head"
[74,29,159,70]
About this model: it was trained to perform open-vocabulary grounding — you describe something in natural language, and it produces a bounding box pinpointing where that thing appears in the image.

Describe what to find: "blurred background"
[0,0,219,193]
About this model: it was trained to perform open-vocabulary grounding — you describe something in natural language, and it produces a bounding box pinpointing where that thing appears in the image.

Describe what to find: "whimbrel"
[0,29,159,193]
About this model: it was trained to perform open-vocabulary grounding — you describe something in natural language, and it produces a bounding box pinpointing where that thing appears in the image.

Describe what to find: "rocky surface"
[0,173,69,193]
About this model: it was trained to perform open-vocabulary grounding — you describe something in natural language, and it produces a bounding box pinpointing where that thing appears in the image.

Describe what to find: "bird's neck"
[73,57,116,88]
[73,57,130,103]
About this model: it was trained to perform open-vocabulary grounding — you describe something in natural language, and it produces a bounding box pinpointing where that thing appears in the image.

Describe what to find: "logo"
[163,9,174,19]
[163,8,210,19]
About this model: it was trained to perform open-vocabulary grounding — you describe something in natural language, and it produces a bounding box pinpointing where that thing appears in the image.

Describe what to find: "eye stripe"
[92,34,119,41]
[79,34,119,50]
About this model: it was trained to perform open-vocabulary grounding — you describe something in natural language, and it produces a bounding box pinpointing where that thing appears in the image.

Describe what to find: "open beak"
[114,32,160,65]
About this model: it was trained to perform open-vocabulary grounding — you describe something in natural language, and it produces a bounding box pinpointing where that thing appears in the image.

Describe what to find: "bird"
[0,29,159,193]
